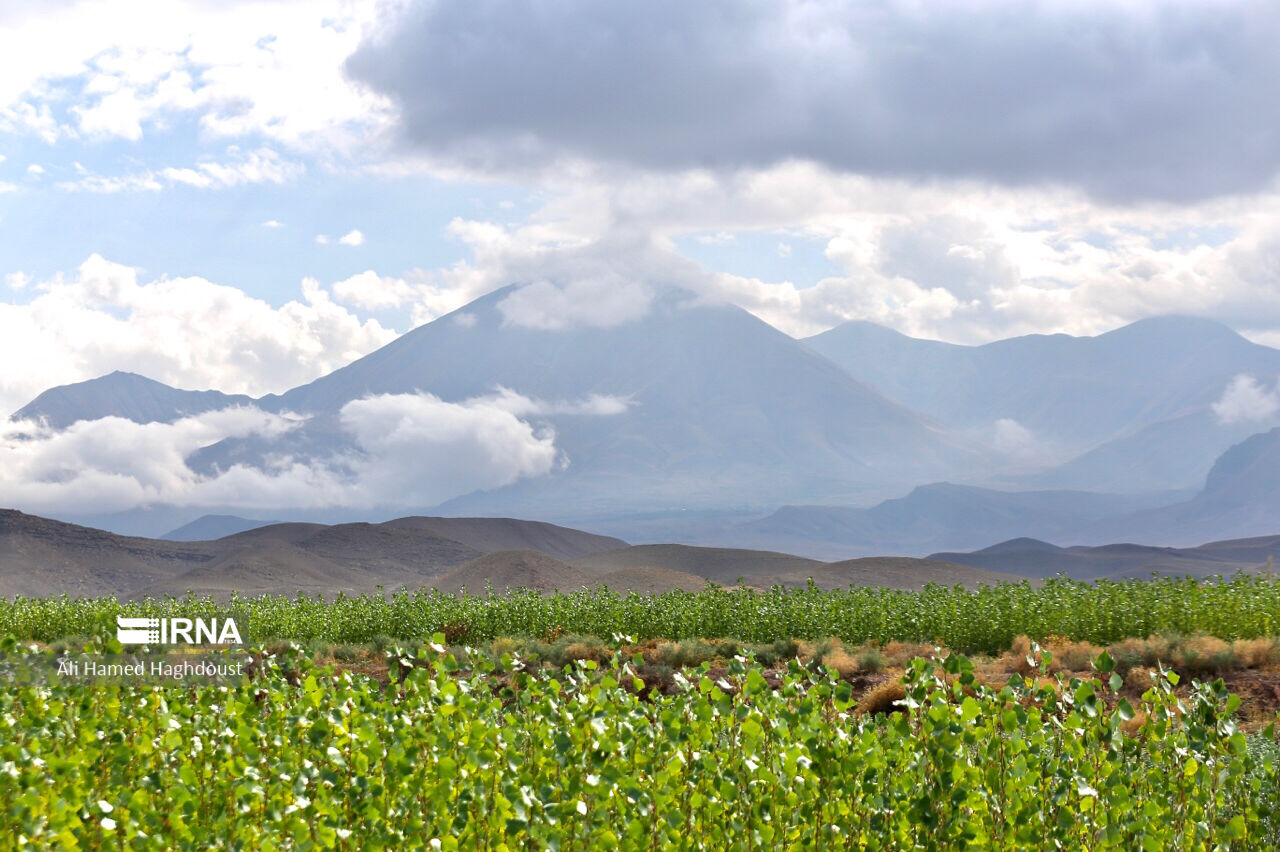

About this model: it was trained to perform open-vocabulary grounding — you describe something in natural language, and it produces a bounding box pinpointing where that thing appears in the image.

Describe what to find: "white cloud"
[330,270,414,310]
[26,163,43,176]
[314,234,330,245]
[58,148,303,193]
[4,271,30,290]
[991,418,1040,459]
[482,386,633,417]
[498,277,654,331]
[262,219,283,228]
[0,408,313,514]
[336,392,561,507]
[0,255,396,417]
[0,0,392,155]
[0,390,570,514]
[338,229,365,247]
[1212,374,1280,424]
[0,180,15,194]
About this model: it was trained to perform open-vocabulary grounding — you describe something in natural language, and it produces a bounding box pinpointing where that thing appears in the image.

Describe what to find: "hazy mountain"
[161,515,279,541]
[1077,427,1280,546]
[931,533,1280,580]
[11,371,254,428]
[804,316,1280,489]
[202,285,984,515]
[1019,411,1265,494]
[736,483,1181,558]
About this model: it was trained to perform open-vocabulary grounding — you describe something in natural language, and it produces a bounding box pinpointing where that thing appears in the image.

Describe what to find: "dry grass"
[854,677,907,717]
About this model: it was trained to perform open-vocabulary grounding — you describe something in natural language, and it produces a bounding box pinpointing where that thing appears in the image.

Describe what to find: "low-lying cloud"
[1212,374,1280,424]
[0,388,629,514]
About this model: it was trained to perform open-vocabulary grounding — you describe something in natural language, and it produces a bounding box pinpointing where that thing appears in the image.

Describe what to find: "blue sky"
[4,0,1280,422]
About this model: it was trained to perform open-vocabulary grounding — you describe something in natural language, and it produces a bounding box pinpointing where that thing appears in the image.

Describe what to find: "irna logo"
[116,616,244,645]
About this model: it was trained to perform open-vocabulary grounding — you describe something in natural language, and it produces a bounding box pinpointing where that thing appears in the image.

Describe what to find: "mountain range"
[8,281,1280,563]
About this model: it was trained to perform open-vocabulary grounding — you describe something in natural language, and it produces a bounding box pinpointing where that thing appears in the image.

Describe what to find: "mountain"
[1077,426,1280,546]
[735,483,1180,558]
[197,285,985,515]
[1019,411,1265,494]
[11,371,254,428]
[932,533,1280,580]
[804,316,1280,490]
[161,515,279,541]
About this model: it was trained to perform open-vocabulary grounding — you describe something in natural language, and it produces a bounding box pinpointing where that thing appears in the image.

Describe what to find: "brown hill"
[591,566,711,594]
[0,509,627,599]
[811,557,1028,590]
[382,516,626,560]
[930,534,1280,580]
[145,540,378,598]
[0,509,206,597]
[428,550,593,595]
[572,544,827,587]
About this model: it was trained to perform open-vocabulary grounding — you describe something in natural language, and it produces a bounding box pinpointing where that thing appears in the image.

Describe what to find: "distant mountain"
[805,316,1280,489]
[931,532,1280,580]
[161,515,279,542]
[735,483,1180,558]
[139,285,984,516]
[1077,426,1280,546]
[1019,411,1265,494]
[11,371,253,428]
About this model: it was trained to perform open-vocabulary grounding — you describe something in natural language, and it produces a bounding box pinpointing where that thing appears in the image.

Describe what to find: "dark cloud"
[347,0,1280,202]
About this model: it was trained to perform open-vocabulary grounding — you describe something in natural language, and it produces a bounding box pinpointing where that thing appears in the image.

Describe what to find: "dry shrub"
[881,641,936,668]
[999,635,1039,676]
[1047,638,1104,673]
[854,678,906,717]
[1233,638,1280,669]
[1109,637,1165,673]
[856,647,888,674]
[818,647,860,678]
[1174,636,1235,676]
[1124,666,1157,694]
[1120,711,1148,737]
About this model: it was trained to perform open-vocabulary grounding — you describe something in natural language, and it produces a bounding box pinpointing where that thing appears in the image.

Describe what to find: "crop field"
[4,574,1280,653]
[2,637,1279,850]
[4,576,1280,850]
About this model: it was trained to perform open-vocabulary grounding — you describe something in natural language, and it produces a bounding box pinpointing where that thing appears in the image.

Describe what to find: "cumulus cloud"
[0,407,313,515]
[338,229,365,247]
[0,255,396,416]
[349,0,1280,202]
[0,0,391,155]
[335,392,560,506]
[1212,374,1280,424]
[0,387,627,513]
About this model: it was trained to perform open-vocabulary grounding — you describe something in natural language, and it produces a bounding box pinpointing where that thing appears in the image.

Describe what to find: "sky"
[4,0,1280,515]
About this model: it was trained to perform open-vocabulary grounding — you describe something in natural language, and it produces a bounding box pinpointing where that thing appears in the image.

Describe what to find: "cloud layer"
[349,0,1280,201]
[0,255,395,416]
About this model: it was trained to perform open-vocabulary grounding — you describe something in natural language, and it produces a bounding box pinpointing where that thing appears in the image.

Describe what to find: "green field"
[1,638,1277,850]
[4,574,1280,653]
[5,576,1280,849]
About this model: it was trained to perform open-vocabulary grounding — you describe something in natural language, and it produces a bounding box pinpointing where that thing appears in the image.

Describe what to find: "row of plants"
[3,574,1280,652]
[1,637,1277,850]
